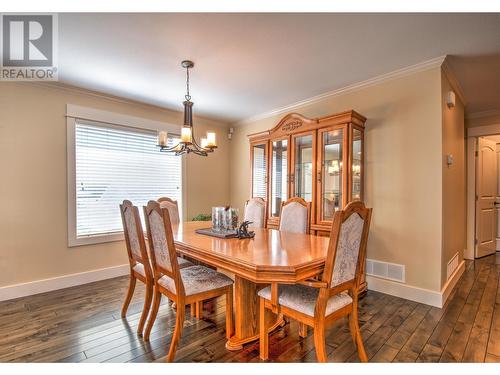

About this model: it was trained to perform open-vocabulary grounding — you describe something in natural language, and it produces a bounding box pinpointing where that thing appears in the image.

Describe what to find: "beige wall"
[440,71,466,286]
[229,68,445,292]
[0,66,468,297]
[0,82,230,287]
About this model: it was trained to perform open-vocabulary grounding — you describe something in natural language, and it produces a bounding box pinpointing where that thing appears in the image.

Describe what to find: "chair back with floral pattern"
[322,201,372,290]
[244,197,267,228]
[143,200,184,296]
[120,200,151,275]
[157,197,180,225]
[278,197,311,234]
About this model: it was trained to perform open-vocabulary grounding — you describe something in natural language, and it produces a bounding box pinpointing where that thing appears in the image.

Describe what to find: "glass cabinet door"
[251,143,267,198]
[319,128,344,221]
[351,128,363,200]
[270,139,288,217]
[292,134,314,202]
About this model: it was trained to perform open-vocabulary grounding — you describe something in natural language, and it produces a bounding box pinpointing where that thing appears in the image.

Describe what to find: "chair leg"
[121,275,136,318]
[259,297,269,360]
[137,281,153,336]
[190,303,196,317]
[299,323,308,338]
[166,303,185,362]
[348,313,357,347]
[225,287,234,339]
[196,301,203,319]
[350,304,368,362]
[144,289,161,341]
[313,322,327,363]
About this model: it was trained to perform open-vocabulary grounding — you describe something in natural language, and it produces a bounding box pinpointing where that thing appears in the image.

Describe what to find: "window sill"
[68,232,124,247]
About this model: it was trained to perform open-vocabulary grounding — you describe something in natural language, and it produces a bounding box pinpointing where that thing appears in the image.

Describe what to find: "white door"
[475,137,498,258]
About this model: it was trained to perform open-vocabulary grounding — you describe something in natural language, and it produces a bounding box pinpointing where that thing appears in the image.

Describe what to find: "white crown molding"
[20,81,231,127]
[235,55,447,126]
[441,58,467,106]
[0,264,130,302]
[466,109,500,120]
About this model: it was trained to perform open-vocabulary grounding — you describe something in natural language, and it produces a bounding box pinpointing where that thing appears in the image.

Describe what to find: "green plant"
[192,213,212,222]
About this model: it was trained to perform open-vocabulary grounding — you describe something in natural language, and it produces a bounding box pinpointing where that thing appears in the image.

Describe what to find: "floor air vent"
[365,259,405,283]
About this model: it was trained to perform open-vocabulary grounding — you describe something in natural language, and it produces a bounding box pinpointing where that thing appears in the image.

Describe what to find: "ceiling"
[58,13,500,123]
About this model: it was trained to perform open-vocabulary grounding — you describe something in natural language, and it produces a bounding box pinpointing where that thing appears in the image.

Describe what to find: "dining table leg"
[225,275,285,351]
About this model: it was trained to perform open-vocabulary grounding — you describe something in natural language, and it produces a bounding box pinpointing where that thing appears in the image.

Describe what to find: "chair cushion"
[133,262,147,276]
[133,257,192,277]
[177,257,194,269]
[258,284,352,317]
[158,265,233,296]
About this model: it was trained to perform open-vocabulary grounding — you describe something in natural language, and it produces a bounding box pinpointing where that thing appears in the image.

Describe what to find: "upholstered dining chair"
[158,196,206,318]
[278,197,311,234]
[120,200,193,334]
[143,200,234,362]
[258,201,372,362]
[119,200,155,337]
[244,197,267,228]
[157,197,180,225]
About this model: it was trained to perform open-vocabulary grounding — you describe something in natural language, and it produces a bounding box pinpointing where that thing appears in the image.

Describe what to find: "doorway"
[467,133,500,259]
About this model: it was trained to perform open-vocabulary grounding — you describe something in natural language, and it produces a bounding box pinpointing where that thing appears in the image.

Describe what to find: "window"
[252,144,267,198]
[68,115,182,246]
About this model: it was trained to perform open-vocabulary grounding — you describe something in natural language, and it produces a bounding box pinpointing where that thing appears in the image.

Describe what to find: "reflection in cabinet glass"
[252,144,267,198]
[271,139,288,217]
[294,135,313,201]
[248,110,365,233]
[322,129,343,221]
[352,128,362,200]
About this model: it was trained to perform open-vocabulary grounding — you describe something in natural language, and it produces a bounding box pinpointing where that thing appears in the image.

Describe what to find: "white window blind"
[252,145,267,198]
[74,120,182,238]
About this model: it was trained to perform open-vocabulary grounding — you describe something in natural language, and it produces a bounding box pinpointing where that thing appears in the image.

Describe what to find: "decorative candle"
[158,131,168,147]
[181,127,192,143]
[206,132,216,147]
[200,137,208,149]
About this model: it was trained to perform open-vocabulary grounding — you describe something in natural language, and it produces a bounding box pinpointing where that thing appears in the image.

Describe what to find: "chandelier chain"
[185,66,191,101]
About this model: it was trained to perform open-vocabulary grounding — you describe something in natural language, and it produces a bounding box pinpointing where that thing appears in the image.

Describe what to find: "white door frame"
[466,123,500,259]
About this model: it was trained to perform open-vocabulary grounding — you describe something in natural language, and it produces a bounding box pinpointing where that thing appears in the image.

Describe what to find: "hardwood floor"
[0,253,498,363]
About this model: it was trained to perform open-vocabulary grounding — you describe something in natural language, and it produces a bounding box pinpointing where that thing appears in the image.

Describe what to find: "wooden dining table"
[171,221,330,351]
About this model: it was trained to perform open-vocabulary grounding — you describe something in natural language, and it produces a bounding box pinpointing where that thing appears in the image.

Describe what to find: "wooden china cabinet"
[248,110,367,292]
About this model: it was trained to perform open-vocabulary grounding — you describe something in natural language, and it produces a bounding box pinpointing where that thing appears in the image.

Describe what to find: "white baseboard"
[0,260,468,307]
[440,260,466,307]
[0,264,130,302]
[367,260,465,308]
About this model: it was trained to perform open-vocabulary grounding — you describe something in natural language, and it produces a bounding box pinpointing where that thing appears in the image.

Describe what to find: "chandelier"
[157,60,217,156]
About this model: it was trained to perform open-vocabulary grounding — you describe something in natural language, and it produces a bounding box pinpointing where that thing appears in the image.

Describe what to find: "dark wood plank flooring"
[0,253,498,363]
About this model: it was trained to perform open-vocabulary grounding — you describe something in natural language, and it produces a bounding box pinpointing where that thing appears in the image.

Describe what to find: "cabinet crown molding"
[248,109,366,141]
